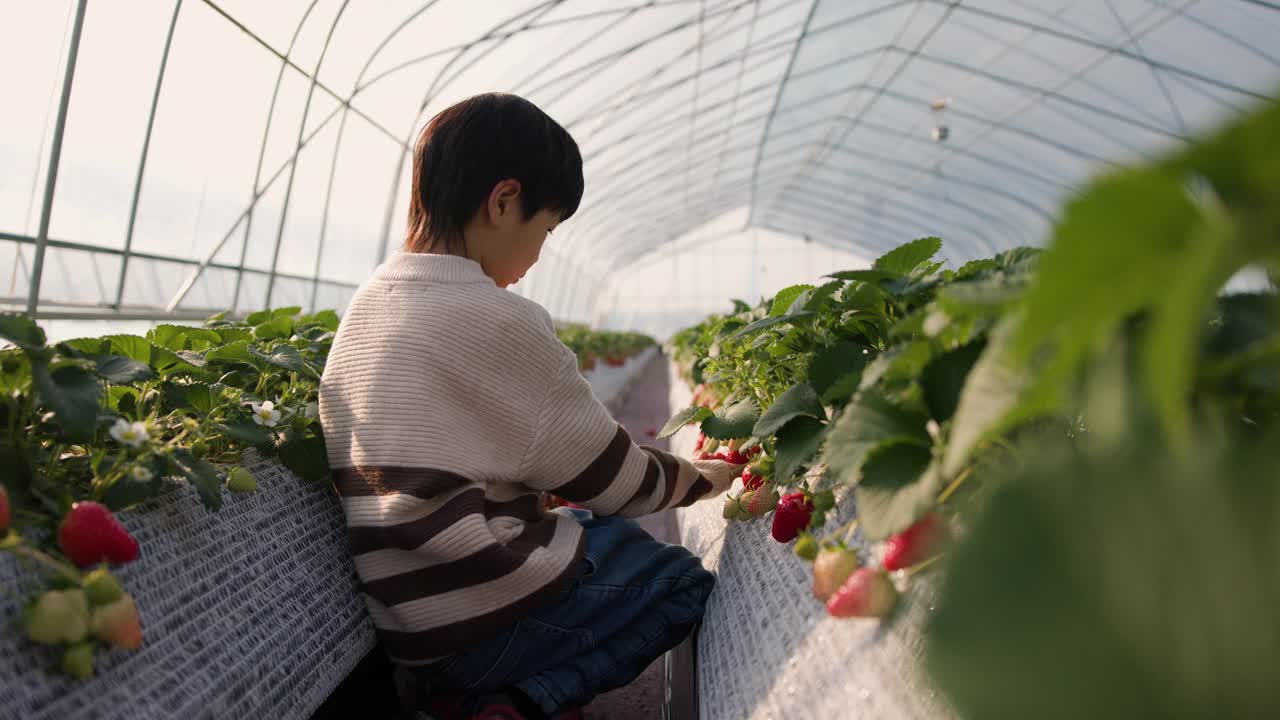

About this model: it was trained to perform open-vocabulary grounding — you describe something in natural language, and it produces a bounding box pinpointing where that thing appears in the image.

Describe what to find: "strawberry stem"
[938,467,974,506]
[0,544,83,585]
[904,553,944,577]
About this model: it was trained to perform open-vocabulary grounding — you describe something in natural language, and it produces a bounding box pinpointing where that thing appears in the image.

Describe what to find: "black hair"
[405,93,584,255]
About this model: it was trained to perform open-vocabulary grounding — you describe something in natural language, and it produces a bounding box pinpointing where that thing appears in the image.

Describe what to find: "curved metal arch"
[115,0,184,310]
[224,0,323,314]
[263,0,351,309]
[772,183,996,257]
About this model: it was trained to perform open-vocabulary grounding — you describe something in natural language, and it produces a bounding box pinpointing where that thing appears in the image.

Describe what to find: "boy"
[318,93,743,720]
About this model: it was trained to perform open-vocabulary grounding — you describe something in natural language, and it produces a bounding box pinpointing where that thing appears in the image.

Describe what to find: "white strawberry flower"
[250,400,282,427]
[110,418,150,448]
[130,465,154,482]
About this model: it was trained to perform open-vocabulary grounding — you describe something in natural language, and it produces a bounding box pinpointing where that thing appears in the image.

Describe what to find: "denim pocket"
[465,616,592,692]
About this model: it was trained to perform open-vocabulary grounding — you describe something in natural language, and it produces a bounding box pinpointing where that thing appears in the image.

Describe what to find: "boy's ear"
[487,179,522,225]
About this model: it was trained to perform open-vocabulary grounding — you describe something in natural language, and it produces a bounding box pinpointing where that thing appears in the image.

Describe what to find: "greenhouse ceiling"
[3,0,1278,327]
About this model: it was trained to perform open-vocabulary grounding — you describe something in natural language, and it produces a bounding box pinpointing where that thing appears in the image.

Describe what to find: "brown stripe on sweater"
[376,532,586,663]
[674,474,714,508]
[361,518,561,606]
[333,466,471,499]
[552,425,631,502]
[345,488,544,554]
[623,455,661,509]
[644,447,682,509]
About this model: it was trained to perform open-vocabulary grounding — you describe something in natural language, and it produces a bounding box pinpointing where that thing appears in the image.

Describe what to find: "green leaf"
[926,435,1280,720]
[59,345,156,384]
[858,341,933,390]
[275,427,329,482]
[943,320,1051,477]
[1015,169,1206,438]
[301,309,340,332]
[855,443,941,540]
[753,384,826,437]
[827,269,898,283]
[217,419,272,445]
[730,299,752,314]
[148,324,222,352]
[271,306,302,319]
[804,280,845,312]
[245,309,272,325]
[821,388,931,484]
[205,341,255,366]
[955,258,999,279]
[107,386,139,414]
[770,285,815,317]
[0,313,46,349]
[31,363,102,442]
[839,281,887,313]
[807,341,872,397]
[920,340,987,423]
[252,316,294,341]
[700,398,760,440]
[938,272,1030,316]
[250,344,305,373]
[727,313,813,340]
[161,381,215,415]
[169,447,222,511]
[774,416,827,482]
[659,406,713,440]
[68,335,198,376]
[821,373,863,407]
[873,237,942,275]
[212,327,254,346]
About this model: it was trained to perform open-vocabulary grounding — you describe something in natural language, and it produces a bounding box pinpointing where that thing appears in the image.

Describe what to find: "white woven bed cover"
[669,363,957,720]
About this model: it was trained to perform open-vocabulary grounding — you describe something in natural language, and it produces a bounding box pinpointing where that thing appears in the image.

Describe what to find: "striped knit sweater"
[318,252,739,665]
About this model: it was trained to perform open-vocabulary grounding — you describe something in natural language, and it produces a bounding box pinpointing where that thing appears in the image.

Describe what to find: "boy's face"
[490,207,560,288]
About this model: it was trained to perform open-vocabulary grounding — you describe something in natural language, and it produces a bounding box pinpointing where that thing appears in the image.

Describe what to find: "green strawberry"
[90,594,143,650]
[61,643,95,679]
[25,589,90,645]
[812,545,859,601]
[226,467,257,493]
[794,533,819,561]
[722,494,747,520]
[82,567,125,606]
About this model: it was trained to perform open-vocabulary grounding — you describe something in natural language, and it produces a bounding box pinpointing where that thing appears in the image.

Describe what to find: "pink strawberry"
[771,492,814,543]
[882,512,950,571]
[812,545,859,601]
[90,594,143,650]
[826,568,899,618]
[739,488,779,518]
[58,502,139,567]
[0,484,10,533]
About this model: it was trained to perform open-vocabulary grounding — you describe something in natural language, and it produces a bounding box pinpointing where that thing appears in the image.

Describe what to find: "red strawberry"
[645,427,657,438]
[738,488,779,517]
[0,484,10,533]
[744,445,763,460]
[812,545,859,601]
[771,492,814,543]
[741,470,764,491]
[882,512,950,571]
[721,449,749,465]
[827,568,899,618]
[90,594,143,650]
[58,502,139,567]
[698,452,716,461]
[694,433,707,451]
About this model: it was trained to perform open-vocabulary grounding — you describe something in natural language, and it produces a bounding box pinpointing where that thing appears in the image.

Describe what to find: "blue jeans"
[412,508,715,714]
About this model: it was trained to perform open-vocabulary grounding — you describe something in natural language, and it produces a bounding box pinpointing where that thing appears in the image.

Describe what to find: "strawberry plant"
[664,97,1280,716]
[0,306,337,677]
[556,324,655,373]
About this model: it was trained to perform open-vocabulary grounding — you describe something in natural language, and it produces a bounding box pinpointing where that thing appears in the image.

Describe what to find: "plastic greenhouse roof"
[3,0,1278,327]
